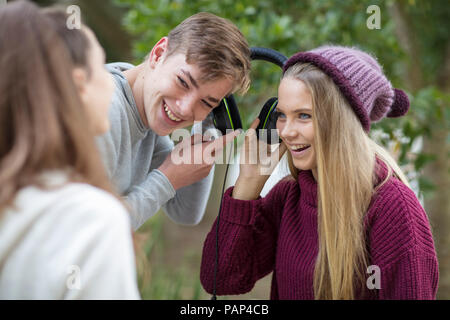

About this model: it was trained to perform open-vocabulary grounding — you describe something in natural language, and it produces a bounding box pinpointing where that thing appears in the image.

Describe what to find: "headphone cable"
[211,139,234,300]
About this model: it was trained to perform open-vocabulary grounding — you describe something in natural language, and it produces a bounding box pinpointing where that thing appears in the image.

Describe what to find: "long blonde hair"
[283,63,409,299]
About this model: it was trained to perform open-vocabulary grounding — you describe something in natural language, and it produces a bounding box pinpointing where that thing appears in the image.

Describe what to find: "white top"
[0,171,140,299]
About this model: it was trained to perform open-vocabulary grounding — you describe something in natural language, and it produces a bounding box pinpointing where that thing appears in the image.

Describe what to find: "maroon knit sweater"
[200,164,439,299]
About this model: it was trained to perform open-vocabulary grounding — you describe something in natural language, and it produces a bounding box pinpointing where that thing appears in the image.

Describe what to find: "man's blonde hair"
[165,12,251,95]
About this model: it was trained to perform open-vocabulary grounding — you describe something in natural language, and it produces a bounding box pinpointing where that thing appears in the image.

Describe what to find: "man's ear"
[148,37,168,68]
[72,67,88,102]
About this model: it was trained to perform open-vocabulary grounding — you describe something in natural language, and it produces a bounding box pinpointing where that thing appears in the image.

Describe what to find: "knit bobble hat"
[282,46,410,131]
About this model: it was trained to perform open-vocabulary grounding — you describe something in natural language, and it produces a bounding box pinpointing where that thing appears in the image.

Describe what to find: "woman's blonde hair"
[283,62,409,299]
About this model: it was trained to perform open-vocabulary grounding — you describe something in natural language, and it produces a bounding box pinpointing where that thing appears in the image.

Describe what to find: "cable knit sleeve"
[200,179,294,296]
[366,178,439,299]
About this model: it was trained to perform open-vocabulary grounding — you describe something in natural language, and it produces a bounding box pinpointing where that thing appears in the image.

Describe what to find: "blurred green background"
[29,0,450,299]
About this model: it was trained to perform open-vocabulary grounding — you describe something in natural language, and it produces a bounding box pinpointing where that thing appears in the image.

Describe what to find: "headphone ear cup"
[256,97,280,144]
[212,95,242,135]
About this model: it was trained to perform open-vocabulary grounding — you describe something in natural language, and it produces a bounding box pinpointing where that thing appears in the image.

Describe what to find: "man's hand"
[158,130,240,190]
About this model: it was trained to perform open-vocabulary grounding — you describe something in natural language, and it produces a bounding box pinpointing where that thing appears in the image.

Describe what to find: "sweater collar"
[297,170,318,207]
[296,158,390,209]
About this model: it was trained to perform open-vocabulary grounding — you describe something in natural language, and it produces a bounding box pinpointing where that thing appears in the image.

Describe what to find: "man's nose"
[177,95,210,122]
[176,95,196,120]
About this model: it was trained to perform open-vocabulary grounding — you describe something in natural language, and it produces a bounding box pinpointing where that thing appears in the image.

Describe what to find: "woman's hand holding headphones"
[232,118,287,200]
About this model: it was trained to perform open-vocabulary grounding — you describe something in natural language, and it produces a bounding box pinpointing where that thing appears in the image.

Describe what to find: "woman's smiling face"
[276,77,317,173]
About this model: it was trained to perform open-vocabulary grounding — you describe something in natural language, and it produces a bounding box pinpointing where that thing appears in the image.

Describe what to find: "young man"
[97,13,251,230]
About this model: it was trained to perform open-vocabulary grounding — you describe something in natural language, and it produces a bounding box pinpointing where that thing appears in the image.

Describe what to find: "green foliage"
[135,213,208,299]
[372,85,449,195]
[114,0,402,120]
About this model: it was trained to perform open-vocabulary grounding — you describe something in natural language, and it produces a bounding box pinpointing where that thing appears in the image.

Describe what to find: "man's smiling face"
[142,44,233,136]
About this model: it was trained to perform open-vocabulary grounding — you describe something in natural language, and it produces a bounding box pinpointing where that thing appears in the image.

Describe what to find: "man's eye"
[177,76,189,89]
[202,100,214,109]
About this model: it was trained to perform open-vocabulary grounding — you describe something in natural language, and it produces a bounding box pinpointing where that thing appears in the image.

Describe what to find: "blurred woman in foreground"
[0,0,139,299]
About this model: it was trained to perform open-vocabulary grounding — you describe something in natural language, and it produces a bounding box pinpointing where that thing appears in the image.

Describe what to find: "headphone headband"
[250,47,287,67]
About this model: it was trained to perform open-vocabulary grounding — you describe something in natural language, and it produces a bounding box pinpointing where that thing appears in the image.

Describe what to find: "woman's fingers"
[249,118,260,130]
[242,126,257,165]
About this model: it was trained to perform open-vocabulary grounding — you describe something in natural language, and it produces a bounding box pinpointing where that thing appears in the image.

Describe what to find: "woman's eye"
[299,113,311,120]
[274,111,285,119]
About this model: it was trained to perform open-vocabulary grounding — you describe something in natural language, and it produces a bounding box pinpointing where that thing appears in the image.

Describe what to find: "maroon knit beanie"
[282,46,410,131]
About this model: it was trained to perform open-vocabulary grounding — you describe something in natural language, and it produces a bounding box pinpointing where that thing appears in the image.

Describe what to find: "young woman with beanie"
[0,1,139,299]
[200,45,439,300]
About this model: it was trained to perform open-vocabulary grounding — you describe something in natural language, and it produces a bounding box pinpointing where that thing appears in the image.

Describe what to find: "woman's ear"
[148,37,168,68]
[72,67,88,103]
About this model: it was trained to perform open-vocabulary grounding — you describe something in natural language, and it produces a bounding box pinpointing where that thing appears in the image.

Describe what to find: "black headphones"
[212,47,287,144]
